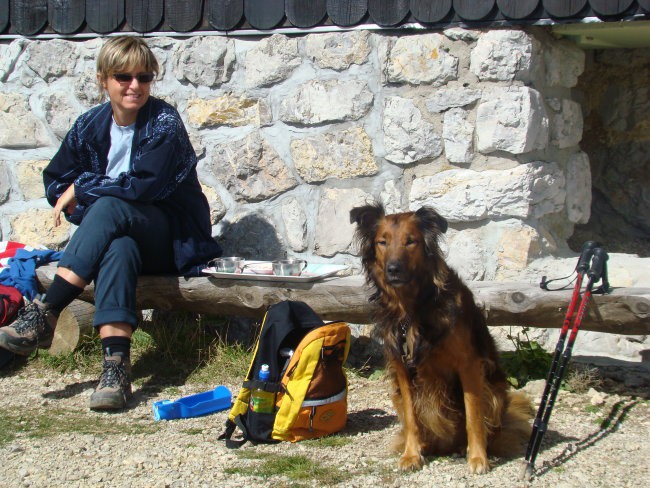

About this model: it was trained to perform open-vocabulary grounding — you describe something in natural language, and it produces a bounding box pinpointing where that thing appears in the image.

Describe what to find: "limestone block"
[443,108,474,163]
[475,87,549,155]
[379,179,403,215]
[42,92,82,140]
[16,160,48,200]
[548,98,583,149]
[315,188,370,257]
[210,132,297,203]
[444,220,542,282]
[409,162,565,222]
[565,152,592,224]
[217,211,284,260]
[186,95,271,129]
[74,69,104,108]
[147,37,173,79]
[244,35,300,89]
[0,162,10,204]
[0,92,28,114]
[278,79,373,125]
[443,28,480,42]
[383,96,443,165]
[426,87,482,113]
[200,184,226,225]
[291,127,377,183]
[281,198,307,252]
[188,130,205,159]
[444,228,487,281]
[25,40,78,82]
[0,113,50,149]
[11,208,70,249]
[304,31,371,70]
[0,39,25,82]
[544,41,585,88]
[172,36,235,87]
[495,223,542,279]
[470,30,537,82]
[383,33,458,86]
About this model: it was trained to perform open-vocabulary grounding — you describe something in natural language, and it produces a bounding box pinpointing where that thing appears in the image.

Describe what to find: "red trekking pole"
[521,245,608,480]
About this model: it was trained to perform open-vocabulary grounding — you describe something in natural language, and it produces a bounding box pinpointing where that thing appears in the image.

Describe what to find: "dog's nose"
[386,261,401,276]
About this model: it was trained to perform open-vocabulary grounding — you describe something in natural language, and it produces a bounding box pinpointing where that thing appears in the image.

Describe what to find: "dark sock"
[42,275,84,315]
[101,336,131,359]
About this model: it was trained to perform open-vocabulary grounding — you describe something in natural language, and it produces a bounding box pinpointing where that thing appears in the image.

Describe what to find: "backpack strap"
[218,418,249,449]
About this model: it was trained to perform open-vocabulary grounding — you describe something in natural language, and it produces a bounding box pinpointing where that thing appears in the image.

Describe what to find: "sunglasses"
[112,72,155,84]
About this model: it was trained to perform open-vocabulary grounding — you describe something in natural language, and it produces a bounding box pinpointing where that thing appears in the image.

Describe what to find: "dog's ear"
[415,206,448,234]
[350,203,384,230]
[415,206,448,258]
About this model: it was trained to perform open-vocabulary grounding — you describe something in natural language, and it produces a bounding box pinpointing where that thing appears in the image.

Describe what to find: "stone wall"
[0,27,647,361]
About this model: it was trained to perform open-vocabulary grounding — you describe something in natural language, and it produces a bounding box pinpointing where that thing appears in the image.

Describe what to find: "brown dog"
[350,203,531,474]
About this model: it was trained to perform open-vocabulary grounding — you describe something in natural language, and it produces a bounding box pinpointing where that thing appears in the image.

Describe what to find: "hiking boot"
[89,353,132,411]
[0,298,57,356]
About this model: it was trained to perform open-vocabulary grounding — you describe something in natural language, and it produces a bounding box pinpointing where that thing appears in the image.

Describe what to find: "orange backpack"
[220,300,351,446]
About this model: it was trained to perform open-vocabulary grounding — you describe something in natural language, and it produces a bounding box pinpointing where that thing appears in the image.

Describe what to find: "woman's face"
[99,65,153,125]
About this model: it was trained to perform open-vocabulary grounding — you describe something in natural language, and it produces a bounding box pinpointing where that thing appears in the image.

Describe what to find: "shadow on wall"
[217,214,285,260]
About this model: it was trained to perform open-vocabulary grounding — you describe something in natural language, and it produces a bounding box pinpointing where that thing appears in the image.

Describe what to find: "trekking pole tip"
[519,460,534,482]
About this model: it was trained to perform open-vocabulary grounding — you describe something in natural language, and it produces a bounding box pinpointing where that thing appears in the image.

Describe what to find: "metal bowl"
[211,256,244,273]
[272,258,307,276]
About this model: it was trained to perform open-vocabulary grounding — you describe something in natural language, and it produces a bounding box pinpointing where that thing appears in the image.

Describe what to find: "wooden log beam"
[49,300,95,354]
[35,264,650,335]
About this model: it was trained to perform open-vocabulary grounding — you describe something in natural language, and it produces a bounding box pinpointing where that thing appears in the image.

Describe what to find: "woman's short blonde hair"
[96,36,159,80]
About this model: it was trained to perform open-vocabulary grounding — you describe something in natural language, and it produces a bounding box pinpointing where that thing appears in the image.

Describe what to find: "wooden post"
[49,300,96,355]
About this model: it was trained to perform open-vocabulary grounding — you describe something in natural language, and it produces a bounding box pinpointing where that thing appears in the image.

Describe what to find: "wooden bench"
[35,263,649,352]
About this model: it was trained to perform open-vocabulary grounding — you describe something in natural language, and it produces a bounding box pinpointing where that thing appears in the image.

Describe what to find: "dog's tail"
[489,390,533,458]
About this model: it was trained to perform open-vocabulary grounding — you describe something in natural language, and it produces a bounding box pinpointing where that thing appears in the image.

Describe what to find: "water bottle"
[250,364,275,414]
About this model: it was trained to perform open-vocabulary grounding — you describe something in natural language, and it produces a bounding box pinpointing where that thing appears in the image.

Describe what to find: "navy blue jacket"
[43,97,221,274]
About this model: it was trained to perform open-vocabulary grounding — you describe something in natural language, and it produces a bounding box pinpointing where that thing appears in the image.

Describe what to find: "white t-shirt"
[106,118,135,178]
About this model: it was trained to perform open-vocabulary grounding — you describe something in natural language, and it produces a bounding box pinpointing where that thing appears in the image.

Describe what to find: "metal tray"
[203,261,348,282]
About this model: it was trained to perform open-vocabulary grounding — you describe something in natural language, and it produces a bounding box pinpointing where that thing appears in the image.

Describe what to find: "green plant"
[500,327,552,388]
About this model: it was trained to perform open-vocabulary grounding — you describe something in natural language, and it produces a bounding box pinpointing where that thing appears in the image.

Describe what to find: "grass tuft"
[226,452,352,486]
[563,364,602,393]
[26,311,252,389]
[0,406,158,448]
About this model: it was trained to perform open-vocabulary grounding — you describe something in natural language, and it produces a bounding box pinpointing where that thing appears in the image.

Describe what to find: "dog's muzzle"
[385,260,410,285]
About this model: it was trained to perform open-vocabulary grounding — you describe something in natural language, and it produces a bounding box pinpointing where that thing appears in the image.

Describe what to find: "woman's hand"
[53,184,77,227]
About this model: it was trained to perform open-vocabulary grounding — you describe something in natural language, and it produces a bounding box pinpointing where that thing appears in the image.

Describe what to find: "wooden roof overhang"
[0,1,649,49]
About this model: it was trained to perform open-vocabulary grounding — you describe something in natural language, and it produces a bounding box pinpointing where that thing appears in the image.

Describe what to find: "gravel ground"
[0,363,648,488]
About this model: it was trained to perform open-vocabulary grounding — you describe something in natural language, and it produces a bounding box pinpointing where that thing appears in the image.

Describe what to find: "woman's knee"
[103,237,142,272]
[84,196,132,223]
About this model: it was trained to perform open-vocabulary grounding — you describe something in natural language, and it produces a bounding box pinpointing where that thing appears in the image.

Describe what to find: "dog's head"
[350,203,449,295]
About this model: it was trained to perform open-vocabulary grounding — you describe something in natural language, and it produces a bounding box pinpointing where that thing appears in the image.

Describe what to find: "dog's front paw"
[398,452,425,471]
[467,456,490,474]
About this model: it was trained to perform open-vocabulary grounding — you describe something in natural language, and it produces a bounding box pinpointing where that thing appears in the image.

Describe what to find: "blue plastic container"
[153,385,232,421]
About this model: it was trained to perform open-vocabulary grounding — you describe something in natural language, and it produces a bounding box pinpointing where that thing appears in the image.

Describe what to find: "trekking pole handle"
[588,247,608,283]
[576,241,599,274]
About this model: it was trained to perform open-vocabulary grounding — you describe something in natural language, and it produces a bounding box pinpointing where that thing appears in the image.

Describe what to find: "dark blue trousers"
[58,196,175,329]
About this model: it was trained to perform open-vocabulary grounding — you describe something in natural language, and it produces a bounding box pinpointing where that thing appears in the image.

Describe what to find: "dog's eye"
[376,240,387,247]
[405,237,417,246]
